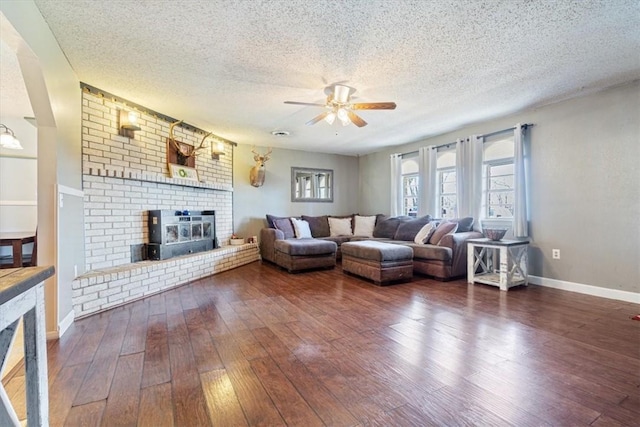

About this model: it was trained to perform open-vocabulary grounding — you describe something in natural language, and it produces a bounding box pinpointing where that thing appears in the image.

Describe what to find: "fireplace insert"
[147,210,216,260]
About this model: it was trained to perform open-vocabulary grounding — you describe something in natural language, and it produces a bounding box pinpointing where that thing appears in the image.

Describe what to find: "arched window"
[401,157,418,217]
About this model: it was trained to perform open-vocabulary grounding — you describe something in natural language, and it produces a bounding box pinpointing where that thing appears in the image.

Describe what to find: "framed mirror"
[291,167,333,202]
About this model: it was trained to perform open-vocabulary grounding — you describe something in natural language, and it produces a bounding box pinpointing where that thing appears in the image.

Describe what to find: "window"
[483,136,515,218]
[401,157,418,217]
[486,161,514,217]
[436,149,456,218]
[402,174,418,217]
[438,167,457,219]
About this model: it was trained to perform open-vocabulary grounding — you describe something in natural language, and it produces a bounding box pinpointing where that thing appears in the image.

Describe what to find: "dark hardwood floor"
[4,261,640,426]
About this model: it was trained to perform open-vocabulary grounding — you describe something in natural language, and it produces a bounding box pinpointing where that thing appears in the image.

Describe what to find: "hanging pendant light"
[0,124,24,150]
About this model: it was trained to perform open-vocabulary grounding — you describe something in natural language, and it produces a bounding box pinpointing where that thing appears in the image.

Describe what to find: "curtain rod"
[401,123,534,157]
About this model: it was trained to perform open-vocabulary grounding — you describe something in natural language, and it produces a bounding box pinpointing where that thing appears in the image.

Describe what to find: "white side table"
[467,238,529,291]
[0,266,54,426]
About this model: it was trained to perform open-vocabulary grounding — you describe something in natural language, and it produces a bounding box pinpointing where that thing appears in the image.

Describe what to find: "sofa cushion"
[301,215,330,237]
[328,217,353,236]
[414,222,436,244]
[353,215,377,237]
[393,215,432,241]
[452,217,474,232]
[273,217,296,239]
[402,243,452,262]
[318,235,353,245]
[373,216,409,239]
[342,240,413,262]
[291,218,312,239]
[274,239,337,256]
[428,221,458,245]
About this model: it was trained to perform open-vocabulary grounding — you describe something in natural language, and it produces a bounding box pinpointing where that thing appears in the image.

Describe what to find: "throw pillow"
[428,221,459,245]
[372,216,407,238]
[301,215,330,237]
[414,222,436,244]
[272,218,295,239]
[328,217,353,236]
[453,217,474,232]
[353,215,376,237]
[393,215,432,241]
[266,214,287,228]
[291,218,312,239]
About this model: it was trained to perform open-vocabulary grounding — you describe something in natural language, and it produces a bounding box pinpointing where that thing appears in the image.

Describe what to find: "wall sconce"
[0,124,23,150]
[212,141,225,160]
[118,110,141,138]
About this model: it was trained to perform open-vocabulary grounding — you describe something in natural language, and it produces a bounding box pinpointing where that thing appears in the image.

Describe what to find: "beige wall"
[233,144,360,241]
[359,81,640,294]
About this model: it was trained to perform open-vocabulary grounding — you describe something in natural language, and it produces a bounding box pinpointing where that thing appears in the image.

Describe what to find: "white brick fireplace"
[73,85,258,318]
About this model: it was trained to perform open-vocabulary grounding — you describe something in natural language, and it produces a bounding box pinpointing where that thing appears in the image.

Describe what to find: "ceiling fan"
[284,84,396,127]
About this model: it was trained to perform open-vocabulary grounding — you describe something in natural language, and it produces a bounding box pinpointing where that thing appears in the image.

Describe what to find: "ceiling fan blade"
[347,110,367,127]
[284,101,326,107]
[351,102,397,110]
[306,111,330,126]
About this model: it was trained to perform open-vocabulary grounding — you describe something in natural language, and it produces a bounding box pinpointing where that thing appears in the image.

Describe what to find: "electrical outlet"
[552,249,560,260]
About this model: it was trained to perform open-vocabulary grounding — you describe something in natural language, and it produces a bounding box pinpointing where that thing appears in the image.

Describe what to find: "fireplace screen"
[148,210,216,260]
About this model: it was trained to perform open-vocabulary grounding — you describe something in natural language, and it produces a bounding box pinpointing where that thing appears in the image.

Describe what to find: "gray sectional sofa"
[259,214,482,280]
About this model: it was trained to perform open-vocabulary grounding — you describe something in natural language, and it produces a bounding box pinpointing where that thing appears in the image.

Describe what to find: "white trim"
[0,154,37,160]
[45,310,75,341]
[0,200,37,206]
[529,275,640,304]
[57,184,84,198]
[58,310,74,337]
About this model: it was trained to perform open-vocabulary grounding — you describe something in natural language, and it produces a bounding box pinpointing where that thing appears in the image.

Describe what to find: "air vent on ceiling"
[271,131,290,137]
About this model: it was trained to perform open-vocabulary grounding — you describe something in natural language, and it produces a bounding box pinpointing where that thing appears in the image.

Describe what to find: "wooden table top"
[0,266,55,305]
[467,237,530,247]
[0,232,36,242]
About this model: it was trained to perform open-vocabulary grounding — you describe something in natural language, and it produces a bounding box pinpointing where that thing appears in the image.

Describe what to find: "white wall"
[359,81,640,295]
[233,144,360,240]
[2,1,83,335]
[0,117,37,241]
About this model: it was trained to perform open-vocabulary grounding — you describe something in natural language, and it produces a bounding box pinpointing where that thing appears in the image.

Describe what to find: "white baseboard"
[46,309,75,340]
[529,275,640,304]
[59,310,75,337]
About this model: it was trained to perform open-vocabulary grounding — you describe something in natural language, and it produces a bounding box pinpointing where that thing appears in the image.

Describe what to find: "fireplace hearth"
[147,210,217,260]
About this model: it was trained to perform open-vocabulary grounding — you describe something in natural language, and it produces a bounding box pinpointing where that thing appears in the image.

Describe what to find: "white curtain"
[455,138,466,219]
[418,146,437,216]
[513,124,529,237]
[389,153,403,216]
[456,135,484,228]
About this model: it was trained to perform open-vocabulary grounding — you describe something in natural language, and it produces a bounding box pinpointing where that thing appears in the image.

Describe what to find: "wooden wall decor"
[167,138,196,167]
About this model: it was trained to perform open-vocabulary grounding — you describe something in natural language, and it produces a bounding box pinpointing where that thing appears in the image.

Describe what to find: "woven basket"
[483,228,508,241]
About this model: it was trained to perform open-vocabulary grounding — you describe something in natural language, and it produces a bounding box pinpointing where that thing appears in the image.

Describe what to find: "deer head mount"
[168,120,212,165]
[249,146,272,187]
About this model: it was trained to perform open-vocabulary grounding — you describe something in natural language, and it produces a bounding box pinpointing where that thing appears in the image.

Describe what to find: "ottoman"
[341,241,413,285]
[274,239,337,273]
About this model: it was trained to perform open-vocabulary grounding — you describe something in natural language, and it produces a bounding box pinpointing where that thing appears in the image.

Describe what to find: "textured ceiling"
[0,38,33,119]
[29,0,640,155]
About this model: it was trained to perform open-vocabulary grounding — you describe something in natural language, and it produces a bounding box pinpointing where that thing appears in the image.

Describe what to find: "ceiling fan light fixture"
[325,112,336,125]
[334,85,351,103]
[284,84,395,128]
[337,108,350,126]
